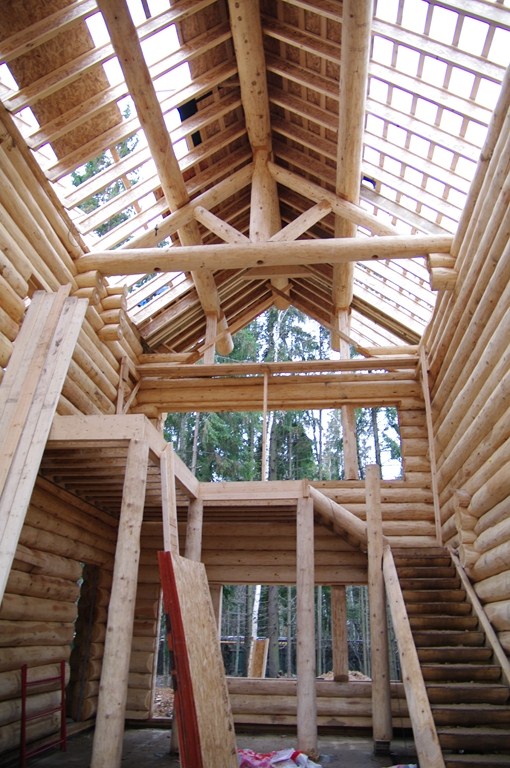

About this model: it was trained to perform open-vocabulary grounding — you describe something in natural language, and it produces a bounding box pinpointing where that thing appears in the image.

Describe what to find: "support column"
[331,586,349,681]
[339,310,359,480]
[366,464,392,753]
[296,496,318,758]
[91,438,149,768]
[161,444,179,553]
[184,497,204,562]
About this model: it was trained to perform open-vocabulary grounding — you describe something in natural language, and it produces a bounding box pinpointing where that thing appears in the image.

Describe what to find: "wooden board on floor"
[158,551,238,768]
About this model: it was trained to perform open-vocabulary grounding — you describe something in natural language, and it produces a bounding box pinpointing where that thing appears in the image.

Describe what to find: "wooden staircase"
[392,547,510,767]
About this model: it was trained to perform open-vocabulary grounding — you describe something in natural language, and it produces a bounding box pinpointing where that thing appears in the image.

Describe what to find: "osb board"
[2,0,120,158]
[159,551,238,768]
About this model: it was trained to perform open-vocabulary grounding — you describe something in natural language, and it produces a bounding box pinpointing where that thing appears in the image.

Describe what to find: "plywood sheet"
[158,551,237,768]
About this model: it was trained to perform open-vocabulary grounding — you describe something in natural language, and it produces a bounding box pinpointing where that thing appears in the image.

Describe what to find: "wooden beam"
[309,486,368,550]
[269,200,333,243]
[228,0,270,150]
[268,161,399,236]
[136,355,418,377]
[91,438,149,768]
[332,0,373,321]
[193,206,249,244]
[96,0,232,351]
[79,234,453,275]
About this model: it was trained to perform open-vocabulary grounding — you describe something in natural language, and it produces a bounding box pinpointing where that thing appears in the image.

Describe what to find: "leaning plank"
[158,551,238,768]
[0,291,86,603]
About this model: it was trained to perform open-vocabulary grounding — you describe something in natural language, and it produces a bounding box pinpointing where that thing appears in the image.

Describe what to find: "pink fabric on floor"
[237,748,320,768]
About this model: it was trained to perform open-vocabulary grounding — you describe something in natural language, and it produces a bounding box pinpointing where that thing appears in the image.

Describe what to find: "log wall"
[0,479,116,753]
[227,678,410,730]
[0,113,141,412]
[426,74,510,654]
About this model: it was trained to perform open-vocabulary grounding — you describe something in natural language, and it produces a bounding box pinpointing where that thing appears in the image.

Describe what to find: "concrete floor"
[29,726,419,767]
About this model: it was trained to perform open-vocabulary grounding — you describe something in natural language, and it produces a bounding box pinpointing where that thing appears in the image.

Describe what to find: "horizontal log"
[134,378,421,412]
[77,234,453,275]
[0,710,61,752]
[0,620,74,647]
[6,569,80,602]
[137,356,419,377]
[0,593,77,623]
[484,600,510,631]
[231,713,377,728]
[128,672,153,689]
[0,645,70,674]
[474,571,510,604]
[126,688,151,711]
[0,663,70,699]
[0,690,61,727]
[204,564,368,585]
[11,545,82,582]
[19,524,111,565]
[471,538,510,581]
[130,636,157,654]
[129,651,155,674]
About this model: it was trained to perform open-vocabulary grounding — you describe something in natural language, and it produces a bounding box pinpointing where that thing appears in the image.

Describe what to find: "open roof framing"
[0,0,509,357]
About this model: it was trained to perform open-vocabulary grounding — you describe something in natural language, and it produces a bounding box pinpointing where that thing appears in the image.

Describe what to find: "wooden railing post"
[365,464,392,753]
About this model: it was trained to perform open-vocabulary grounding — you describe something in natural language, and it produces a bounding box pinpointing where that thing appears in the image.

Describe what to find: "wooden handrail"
[383,545,445,768]
[309,486,368,550]
[450,549,510,686]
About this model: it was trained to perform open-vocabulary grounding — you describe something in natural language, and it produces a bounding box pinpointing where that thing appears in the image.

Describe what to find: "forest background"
[161,308,402,682]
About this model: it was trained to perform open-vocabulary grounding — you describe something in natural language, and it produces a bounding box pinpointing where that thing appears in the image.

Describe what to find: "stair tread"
[438,726,510,734]
[406,601,472,615]
[409,615,478,628]
[444,756,510,767]
[445,752,510,768]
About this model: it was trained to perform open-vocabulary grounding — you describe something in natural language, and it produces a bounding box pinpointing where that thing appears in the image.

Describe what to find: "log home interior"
[0,0,509,766]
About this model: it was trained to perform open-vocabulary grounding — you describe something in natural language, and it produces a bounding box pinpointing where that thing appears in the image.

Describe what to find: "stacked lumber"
[425,71,510,650]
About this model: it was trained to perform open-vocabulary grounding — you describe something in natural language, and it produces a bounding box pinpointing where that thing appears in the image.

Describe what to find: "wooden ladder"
[393,546,510,767]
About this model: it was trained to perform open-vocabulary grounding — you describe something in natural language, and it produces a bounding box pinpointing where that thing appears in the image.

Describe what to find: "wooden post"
[261,372,269,481]
[203,313,217,365]
[209,585,223,632]
[366,464,392,752]
[331,585,349,681]
[296,496,318,758]
[184,498,204,562]
[161,444,179,554]
[339,311,359,480]
[90,438,149,768]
